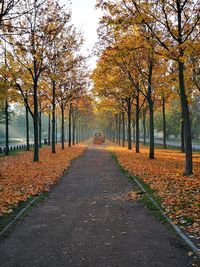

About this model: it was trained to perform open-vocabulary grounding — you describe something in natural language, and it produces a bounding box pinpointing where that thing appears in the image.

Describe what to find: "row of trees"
[93,0,200,175]
[0,0,93,161]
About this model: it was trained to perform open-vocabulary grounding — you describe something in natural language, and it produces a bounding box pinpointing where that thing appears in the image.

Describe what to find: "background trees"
[0,0,91,161]
[94,0,200,175]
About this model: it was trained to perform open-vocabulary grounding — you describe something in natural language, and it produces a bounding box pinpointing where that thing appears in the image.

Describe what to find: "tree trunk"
[176,0,192,175]
[39,111,42,148]
[83,125,85,141]
[81,125,84,142]
[149,101,154,159]
[61,104,65,150]
[148,62,154,159]
[115,115,118,144]
[68,103,72,147]
[5,100,9,155]
[162,97,167,149]
[72,112,76,145]
[142,109,146,145]
[78,119,81,143]
[122,112,125,147]
[33,79,39,162]
[48,114,51,146]
[112,129,115,143]
[127,98,132,150]
[132,120,136,143]
[56,112,58,144]
[25,103,30,151]
[179,61,193,175]
[135,91,140,153]
[181,117,185,153]
[76,117,79,144]
[52,80,56,154]
[118,113,121,145]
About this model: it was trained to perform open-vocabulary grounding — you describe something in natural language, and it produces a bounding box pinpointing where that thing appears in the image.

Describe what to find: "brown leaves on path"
[0,144,86,215]
[108,144,200,240]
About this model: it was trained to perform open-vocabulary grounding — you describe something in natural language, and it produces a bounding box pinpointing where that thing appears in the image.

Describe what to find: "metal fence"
[0,143,35,154]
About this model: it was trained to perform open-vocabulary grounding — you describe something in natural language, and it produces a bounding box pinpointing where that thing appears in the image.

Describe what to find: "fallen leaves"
[122,191,141,201]
[108,144,200,240]
[0,144,86,215]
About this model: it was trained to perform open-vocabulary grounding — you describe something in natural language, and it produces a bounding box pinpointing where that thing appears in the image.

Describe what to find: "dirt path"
[0,145,193,266]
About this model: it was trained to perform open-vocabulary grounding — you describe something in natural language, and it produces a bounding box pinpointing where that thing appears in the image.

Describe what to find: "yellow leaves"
[122,191,141,201]
[0,144,86,215]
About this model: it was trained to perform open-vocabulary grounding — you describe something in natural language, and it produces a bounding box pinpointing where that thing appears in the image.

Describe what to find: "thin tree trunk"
[56,112,58,144]
[149,101,154,159]
[39,110,42,148]
[127,99,132,150]
[135,91,140,153]
[122,112,125,147]
[33,78,39,162]
[78,119,81,143]
[142,108,146,145]
[25,103,30,151]
[48,114,51,146]
[68,103,72,147]
[132,120,135,143]
[112,129,115,143]
[162,97,167,149]
[148,62,154,159]
[81,123,83,142]
[61,104,65,150]
[5,100,9,155]
[109,123,112,140]
[76,117,79,144]
[52,80,56,154]
[118,113,121,145]
[83,125,85,141]
[115,115,118,144]
[181,117,185,153]
[72,112,75,145]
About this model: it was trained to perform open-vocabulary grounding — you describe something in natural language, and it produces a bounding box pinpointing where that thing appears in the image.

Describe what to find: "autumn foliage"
[108,144,200,238]
[0,144,86,215]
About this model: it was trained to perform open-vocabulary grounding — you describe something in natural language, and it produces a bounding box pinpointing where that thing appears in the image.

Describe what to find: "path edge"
[0,195,41,237]
[111,151,200,260]
[0,148,87,238]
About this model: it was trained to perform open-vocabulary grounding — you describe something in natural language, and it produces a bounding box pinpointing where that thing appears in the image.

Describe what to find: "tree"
[126,0,199,173]
[7,0,70,161]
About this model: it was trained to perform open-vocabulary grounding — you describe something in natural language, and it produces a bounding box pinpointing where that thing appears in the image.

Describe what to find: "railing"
[140,139,200,153]
[0,138,62,155]
[152,137,200,144]
[0,143,35,154]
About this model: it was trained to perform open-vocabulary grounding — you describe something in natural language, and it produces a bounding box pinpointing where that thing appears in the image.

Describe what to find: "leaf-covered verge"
[107,144,200,243]
[0,144,87,215]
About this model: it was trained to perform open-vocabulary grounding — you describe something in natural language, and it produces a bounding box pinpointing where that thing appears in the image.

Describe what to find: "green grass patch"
[0,150,23,157]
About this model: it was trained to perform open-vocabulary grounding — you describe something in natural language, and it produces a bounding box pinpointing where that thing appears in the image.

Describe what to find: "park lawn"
[0,144,87,215]
[108,143,200,240]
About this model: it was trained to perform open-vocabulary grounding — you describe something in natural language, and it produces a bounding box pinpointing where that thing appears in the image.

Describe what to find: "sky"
[59,0,102,69]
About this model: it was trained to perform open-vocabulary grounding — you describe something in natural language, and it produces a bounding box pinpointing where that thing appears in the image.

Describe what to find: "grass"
[0,149,24,157]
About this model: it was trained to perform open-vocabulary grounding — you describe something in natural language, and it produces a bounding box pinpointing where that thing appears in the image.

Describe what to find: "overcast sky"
[59,0,102,69]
